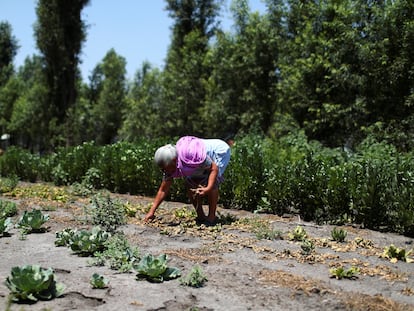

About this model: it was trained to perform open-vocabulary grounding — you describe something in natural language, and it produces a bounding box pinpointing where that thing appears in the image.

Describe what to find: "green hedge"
[0,135,413,236]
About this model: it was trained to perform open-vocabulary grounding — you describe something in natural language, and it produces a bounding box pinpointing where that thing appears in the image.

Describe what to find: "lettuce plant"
[17,209,49,233]
[90,273,109,289]
[331,227,347,242]
[180,265,208,288]
[0,217,12,236]
[135,254,181,283]
[5,265,65,302]
[55,228,76,246]
[330,266,359,280]
[382,244,413,263]
[69,226,110,256]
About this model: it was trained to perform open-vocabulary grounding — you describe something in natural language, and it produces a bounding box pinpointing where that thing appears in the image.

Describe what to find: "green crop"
[16,209,49,233]
[0,217,12,236]
[5,265,65,302]
[331,227,347,242]
[90,273,109,289]
[330,266,359,280]
[135,254,181,283]
[180,265,208,288]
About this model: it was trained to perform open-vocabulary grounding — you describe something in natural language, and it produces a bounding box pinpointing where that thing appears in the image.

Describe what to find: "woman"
[144,136,231,225]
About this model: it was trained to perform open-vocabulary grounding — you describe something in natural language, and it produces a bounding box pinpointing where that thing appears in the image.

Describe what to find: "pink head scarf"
[176,136,206,175]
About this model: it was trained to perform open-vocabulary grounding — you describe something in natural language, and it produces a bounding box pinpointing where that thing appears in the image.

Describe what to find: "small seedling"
[331,227,347,242]
[330,266,359,280]
[288,225,307,241]
[382,244,413,263]
[90,273,109,289]
[180,265,208,288]
[301,239,315,255]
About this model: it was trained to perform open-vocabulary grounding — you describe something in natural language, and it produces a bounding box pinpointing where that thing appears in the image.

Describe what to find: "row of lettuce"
[0,132,413,236]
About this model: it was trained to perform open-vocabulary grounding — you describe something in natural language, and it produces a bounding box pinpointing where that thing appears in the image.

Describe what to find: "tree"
[119,62,163,141]
[88,49,128,145]
[201,0,281,137]
[160,0,221,137]
[0,21,19,87]
[34,0,90,148]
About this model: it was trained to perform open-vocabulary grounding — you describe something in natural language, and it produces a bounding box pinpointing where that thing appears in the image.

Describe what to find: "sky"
[1,0,266,81]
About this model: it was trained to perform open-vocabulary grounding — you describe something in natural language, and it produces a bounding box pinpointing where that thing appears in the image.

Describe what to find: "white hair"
[154,144,177,167]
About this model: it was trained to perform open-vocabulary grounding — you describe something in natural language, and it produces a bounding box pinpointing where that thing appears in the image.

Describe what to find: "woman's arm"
[144,179,172,221]
[196,162,218,196]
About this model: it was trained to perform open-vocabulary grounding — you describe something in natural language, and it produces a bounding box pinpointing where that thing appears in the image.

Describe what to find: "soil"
[0,182,413,311]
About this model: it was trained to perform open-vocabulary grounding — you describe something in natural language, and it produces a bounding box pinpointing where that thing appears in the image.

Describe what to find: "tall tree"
[202,0,281,137]
[34,0,90,148]
[0,21,19,87]
[160,0,221,137]
[119,62,163,141]
[88,49,127,145]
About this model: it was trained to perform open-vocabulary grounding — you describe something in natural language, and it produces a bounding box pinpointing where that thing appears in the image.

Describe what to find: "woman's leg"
[187,187,206,221]
[207,187,219,223]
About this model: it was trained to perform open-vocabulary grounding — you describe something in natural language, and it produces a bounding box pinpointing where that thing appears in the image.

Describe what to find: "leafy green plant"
[0,217,13,236]
[92,233,140,272]
[180,265,208,288]
[16,209,49,233]
[331,227,347,242]
[68,227,111,256]
[0,199,18,218]
[90,273,109,289]
[55,228,76,247]
[5,265,65,302]
[382,244,413,263]
[90,193,125,233]
[135,254,181,283]
[300,239,315,255]
[330,266,360,280]
[288,225,307,241]
[0,176,18,193]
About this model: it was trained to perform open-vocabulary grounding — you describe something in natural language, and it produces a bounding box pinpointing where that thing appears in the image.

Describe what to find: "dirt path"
[0,184,413,311]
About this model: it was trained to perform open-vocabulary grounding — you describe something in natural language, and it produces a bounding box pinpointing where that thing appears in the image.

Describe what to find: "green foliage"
[300,239,315,255]
[17,209,49,233]
[288,226,307,242]
[0,147,40,181]
[54,228,76,247]
[331,227,347,242]
[0,217,12,236]
[66,226,111,256]
[5,265,65,302]
[180,265,208,288]
[90,273,109,289]
[89,193,125,233]
[135,254,181,283]
[92,233,140,272]
[0,176,18,193]
[382,245,413,263]
[329,266,360,280]
[0,199,17,218]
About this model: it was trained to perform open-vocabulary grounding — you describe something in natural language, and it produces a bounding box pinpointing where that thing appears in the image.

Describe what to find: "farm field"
[0,182,413,311]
